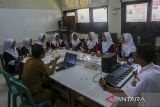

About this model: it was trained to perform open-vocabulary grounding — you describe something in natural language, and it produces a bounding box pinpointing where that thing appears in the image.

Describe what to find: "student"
[99,44,160,107]
[21,38,32,56]
[51,33,65,49]
[22,44,60,103]
[37,33,46,48]
[3,38,20,74]
[100,32,114,54]
[121,33,136,58]
[69,32,82,51]
[83,32,99,54]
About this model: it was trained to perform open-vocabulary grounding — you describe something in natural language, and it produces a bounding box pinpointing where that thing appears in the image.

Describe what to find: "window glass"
[66,12,75,16]
[77,8,90,23]
[93,8,107,22]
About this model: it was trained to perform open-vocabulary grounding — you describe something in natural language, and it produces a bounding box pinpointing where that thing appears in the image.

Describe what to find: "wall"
[61,0,122,38]
[61,0,108,11]
[0,0,60,9]
[108,0,121,38]
[0,0,62,46]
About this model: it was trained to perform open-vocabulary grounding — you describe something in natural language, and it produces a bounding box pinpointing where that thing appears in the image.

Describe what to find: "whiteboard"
[0,8,61,45]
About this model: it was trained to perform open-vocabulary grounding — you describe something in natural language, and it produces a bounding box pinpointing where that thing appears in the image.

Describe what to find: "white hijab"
[23,38,32,54]
[122,33,136,57]
[52,33,62,48]
[37,33,45,47]
[87,32,98,49]
[102,32,114,54]
[71,32,80,48]
[4,38,19,58]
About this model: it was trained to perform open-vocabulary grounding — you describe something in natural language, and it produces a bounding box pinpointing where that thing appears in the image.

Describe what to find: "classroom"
[0,0,160,107]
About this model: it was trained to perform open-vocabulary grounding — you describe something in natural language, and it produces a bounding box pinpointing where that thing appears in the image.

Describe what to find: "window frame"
[77,8,90,23]
[92,7,108,22]
[124,1,150,23]
[63,6,108,33]
[151,0,160,22]
[125,3,149,22]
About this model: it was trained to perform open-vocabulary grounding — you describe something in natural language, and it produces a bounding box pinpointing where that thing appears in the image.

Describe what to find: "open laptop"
[57,52,77,68]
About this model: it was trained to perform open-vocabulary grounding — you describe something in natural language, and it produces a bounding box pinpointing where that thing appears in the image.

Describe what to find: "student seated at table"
[121,33,136,59]
[69,32,82,51]
[21,38,32,56]
[100,32,115,54]
[51,33,65,50]
[99,44,160,107]
[3,38,21,74]
[37,33,46,48]
[83,32,99,54]
[22,44,60,103]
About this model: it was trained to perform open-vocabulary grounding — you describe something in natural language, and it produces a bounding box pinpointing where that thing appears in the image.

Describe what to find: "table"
[46,50,140,107]
[51,63,116,107]
[23,49,140,107]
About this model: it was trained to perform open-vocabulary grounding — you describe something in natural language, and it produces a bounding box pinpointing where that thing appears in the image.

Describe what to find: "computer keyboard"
[104,63,134,88]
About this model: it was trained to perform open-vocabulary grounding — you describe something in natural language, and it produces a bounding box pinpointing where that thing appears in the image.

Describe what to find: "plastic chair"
[0,70,19,107]
[9,76,52,107]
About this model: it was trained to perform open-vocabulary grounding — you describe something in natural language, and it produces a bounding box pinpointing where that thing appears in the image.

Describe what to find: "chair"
[0,52,5,70]
[0,70,19,107]
[9,77,52,107]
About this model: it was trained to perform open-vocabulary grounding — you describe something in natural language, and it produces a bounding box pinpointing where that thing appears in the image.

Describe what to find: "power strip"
[84,62,99,70]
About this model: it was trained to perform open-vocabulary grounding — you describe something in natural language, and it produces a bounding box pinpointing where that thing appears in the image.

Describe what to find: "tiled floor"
[0,74,70,107]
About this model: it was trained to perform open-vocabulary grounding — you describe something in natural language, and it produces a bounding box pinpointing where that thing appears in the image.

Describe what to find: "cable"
[92,70,103,82]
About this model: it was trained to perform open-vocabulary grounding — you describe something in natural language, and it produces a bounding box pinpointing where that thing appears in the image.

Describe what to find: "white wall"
[108,0,121,38]
[0,0,60,9]
[0,9,61,45]
[0,0,62,46]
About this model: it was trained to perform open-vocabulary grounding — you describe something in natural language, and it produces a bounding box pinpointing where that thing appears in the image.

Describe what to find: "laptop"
[57,52,77,68]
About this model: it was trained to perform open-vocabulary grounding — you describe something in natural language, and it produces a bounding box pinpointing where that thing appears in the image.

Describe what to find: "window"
[151,0,160,21]
[77,8,90,23]
[126,3,148,22]
[93,8,107,22]
[66,12,75,16]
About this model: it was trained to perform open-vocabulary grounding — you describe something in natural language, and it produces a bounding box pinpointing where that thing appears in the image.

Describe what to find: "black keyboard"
[104,63,134,88]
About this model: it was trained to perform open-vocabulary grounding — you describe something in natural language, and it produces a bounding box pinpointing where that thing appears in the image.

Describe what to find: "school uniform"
[100,32,115,54]
[84,32,99,53]
[21,38,32,56]
[3,38,20,74]
[69,32,82,51]
[37,33,46,48]
[121,33,136,58]
[51,33,65,49]
[123,63,160,107]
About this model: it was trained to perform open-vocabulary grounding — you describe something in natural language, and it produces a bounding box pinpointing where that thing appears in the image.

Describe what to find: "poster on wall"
[126,3,148,22]
[152,0,160,21]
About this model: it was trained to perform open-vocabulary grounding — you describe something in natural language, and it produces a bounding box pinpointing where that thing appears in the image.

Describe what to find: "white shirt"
[123,63,160,107]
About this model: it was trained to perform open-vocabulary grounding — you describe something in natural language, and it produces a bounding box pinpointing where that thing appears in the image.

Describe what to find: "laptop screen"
[64,52,77,65]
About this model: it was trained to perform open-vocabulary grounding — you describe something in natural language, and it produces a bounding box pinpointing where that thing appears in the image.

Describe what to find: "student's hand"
[19,56,24,61]
[99,78,105,86]
[55,55,61,61]
[133,70,140,81]
[48,60,54,66]
[91,52,94,56]
[99,78,108,90]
